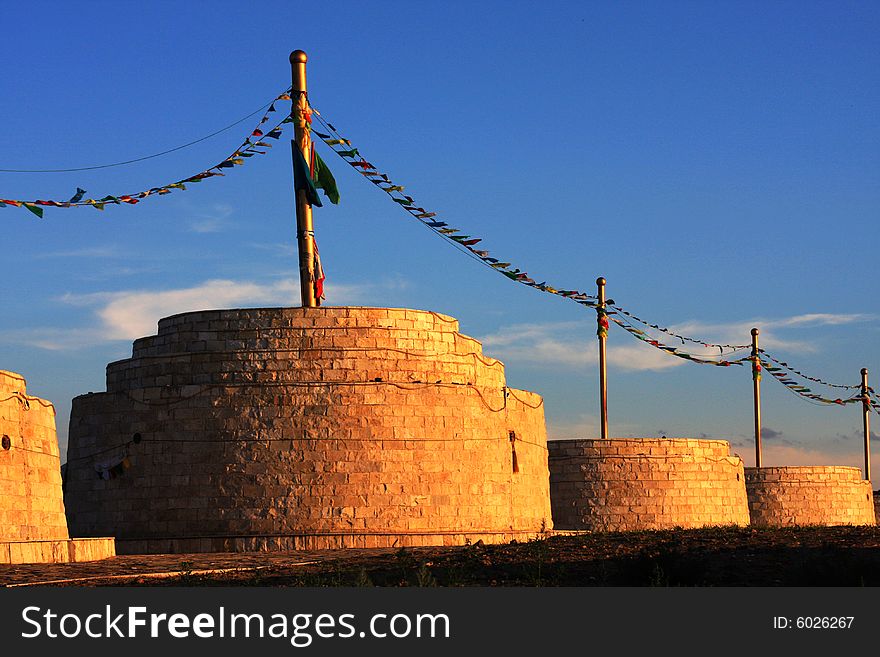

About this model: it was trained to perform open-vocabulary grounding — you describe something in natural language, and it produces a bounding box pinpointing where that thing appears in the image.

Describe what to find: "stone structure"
[64,307,552,553]
[0,370,114,564]
[548,438,750,531]
[874,491,879,524]
[745,466,875,527]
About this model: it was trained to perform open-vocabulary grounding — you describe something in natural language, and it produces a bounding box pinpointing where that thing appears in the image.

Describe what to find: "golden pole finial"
[597,277,608,440]
[861,368,871,482]
[290,49,317,308]
[751,328,762,468]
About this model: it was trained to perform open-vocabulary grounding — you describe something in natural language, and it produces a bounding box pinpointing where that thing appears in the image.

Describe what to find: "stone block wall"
[548,438,750,531]
[64,307,552,552]
[745,466,875,527]
[0,370,69,541]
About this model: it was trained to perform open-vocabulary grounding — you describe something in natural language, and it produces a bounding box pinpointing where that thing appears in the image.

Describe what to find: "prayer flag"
[312,150,340,205]
[293,147,322,207]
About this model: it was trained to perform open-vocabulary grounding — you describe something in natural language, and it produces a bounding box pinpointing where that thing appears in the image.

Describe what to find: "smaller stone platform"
[745,466,875,527]
[1,369,115,563]
[548,438,750,532]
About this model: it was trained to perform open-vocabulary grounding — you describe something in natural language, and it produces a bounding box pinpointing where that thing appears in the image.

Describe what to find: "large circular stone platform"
[745,466,875,527]
[1,370,115,563]
[548,438,750,531]
[63,307,552,553]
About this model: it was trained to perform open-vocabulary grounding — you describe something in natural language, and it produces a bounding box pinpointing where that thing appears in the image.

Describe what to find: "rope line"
[126,344,504,369]
[1,86,296,213]
[66,429,548,465]
[0,98,278,173]
[0,391,56,413]
[115,379,507,410]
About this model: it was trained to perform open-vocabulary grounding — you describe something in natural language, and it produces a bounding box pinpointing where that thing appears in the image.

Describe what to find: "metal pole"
[290,49,317,308]
[862,368,871,482]
[597,277,608,440]
[751,328,762,468]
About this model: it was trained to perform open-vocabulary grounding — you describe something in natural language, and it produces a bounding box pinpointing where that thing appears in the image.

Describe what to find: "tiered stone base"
[0,538,116,564]
[64,307,552,552]
[745,466,875,527]
[548,438,750,531]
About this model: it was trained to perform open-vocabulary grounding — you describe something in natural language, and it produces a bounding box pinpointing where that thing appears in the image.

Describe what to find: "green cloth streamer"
[313,151,340,205]
[23,203,43,218]
[293,147,322,207]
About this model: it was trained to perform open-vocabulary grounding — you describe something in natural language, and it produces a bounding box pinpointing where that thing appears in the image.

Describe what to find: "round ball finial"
[751,328,759,336]
[862,367,869,376]
[596,277,606,286]
[290,50,308,64]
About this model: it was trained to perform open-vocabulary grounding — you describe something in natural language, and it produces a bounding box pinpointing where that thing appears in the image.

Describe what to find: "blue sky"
[2,1,879,484]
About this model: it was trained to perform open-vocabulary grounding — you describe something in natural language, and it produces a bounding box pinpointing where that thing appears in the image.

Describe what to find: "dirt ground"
[4,526,880,587]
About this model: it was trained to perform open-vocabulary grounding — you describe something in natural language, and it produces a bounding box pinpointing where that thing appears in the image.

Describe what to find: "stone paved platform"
[0,547,400,587]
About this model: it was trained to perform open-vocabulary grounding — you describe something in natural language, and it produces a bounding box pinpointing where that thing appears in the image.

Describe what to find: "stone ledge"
[0,538,116,564]
[115,530,547,554]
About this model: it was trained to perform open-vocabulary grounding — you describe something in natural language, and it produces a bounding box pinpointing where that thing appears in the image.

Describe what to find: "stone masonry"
[0,370,115,564]
[63,307,552,553]
[548,438,750,531]
[0,370,69,542]
[745,466,875,527]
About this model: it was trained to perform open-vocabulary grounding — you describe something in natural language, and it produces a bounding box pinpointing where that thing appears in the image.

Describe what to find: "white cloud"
[93,279,299,339]
[5,277,395,350]
[480,321,683,372]
[187,202,235,233]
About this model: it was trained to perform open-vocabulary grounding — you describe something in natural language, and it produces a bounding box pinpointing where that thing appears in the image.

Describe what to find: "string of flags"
[756,352,864,406]
[867,387,880,416]
[308,105,849,371]
[757,349,861,390]
[94,453,131,480]
[309,106,873,383]
[607,312,753,367]
[1,86,299,218]
[308,107,601,311]
[608,305,750,354]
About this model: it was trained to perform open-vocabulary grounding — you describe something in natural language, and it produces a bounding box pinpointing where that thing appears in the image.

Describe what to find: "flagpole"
[861,368,871,482]
[597,277,608,440]
[751,328,762,468]
[290,49,317,308]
